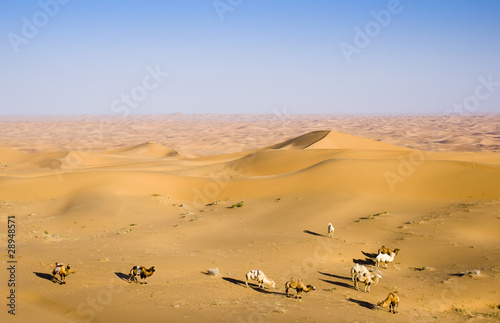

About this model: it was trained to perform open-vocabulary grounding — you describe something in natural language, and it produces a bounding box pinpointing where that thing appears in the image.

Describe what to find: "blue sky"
[1,0,499,115]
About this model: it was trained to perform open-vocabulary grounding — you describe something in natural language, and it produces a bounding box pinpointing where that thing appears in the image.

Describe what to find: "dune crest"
[306,130,412,151]
[266,130,331,149]
[265,130,412,151]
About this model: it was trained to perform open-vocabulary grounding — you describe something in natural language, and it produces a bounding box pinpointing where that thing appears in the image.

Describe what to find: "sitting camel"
[284,278,315,298]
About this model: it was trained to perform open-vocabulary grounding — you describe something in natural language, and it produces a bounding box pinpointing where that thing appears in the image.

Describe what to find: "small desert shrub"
[231,201,244,208]
[452,306,471,317]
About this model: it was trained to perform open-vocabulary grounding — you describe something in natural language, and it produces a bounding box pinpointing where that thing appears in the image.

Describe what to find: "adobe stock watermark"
[384,150,427,193]
[110,65,168,116]
[238,233,335,322]
[50,64,168,183]
[213,0,244,22]
[191,106,292,210]
[339,0,403,64]
[280,235,335,283]
[72,283,125,323]
[446,74,500,115]
[7,0,71,53]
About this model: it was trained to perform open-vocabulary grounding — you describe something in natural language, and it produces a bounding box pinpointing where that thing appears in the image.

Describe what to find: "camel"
[128,265,156,284]
[259,276,276,289]
[354,272,381,293]
[377,291,399,313]
[378,246,400,256]
[52,263,71,284]
[328,223,334,238]
[351,263,370,281]
[376,252,396,269]
[284,278,315,298]
[245,270,275,289]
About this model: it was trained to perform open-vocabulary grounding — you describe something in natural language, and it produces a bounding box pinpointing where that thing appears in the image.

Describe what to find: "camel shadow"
[318,271,351,281]
[353,258,375,266]
[114,272,130,282]
[251,286,285,296]
[222,277,247,287]
[222,277,284,295]
[347,298,375,310]
[347,297,375,310]
[319,278,354,290]
[361,251,378,259]
[33,272,54,283]
[303,230,328,238]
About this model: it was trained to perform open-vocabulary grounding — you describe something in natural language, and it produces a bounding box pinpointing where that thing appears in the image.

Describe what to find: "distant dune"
[104,142,183,158]
[0,114,498,155]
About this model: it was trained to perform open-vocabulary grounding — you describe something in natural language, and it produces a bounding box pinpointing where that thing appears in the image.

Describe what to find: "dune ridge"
[1,130,499,200]
[1,114,498,155]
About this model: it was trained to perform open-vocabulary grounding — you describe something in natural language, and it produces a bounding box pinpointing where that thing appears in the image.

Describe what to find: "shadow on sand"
[33,272,54,283]
[114,272,131,282]
[303,230,328,238]
[361,251,378,259]
[318,271,351,281]
[319,278,354,290]
[353,258,375,266]
[347,297,375,310]
[222,277,247,287]
[222,277,285,296]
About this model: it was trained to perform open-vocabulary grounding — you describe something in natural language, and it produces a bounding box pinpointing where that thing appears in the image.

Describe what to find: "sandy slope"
[1,116,500,322]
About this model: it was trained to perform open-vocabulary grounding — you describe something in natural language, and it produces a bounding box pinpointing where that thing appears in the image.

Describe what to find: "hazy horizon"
[1,0,499,116]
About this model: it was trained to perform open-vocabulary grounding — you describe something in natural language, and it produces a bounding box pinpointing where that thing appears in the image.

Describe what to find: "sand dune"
[306,130,411,151]
[1,114,499,155]
[104,142,182,158]
[1,117,500,322]
[0,145,28,162]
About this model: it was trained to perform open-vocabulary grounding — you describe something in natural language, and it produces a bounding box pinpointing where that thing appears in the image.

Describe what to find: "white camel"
[245,270,275,289]
[328,223,334,238]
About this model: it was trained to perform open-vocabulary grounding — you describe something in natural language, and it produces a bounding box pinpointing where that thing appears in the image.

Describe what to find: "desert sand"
[0,114,499,322]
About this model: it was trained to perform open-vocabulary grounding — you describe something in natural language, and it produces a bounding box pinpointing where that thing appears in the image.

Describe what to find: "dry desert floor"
[1,114,499,322]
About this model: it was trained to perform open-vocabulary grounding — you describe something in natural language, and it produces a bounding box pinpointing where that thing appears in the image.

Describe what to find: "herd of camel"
[50,223,400,314]
[51,263,156,285]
